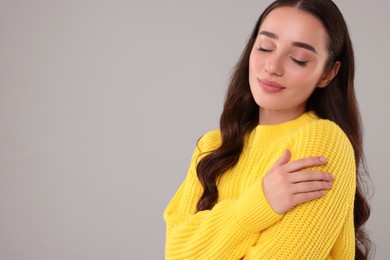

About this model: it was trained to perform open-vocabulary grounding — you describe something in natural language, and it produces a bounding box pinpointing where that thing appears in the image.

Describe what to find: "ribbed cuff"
[234,178,283,234]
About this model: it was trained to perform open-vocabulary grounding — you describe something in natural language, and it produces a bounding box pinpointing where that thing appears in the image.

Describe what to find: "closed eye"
[291,57,308,67]
[257,47,273,52]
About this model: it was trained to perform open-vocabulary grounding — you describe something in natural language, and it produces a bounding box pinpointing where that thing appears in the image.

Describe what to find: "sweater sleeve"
[244,120,356,259]
[163,130,283,260]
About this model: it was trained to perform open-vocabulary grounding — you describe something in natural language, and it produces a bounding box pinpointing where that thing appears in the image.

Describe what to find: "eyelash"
[258,47,272,52]
[291,57,308,67]
[257,47,308,67]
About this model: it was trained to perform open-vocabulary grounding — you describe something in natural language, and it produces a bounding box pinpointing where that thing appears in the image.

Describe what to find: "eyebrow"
[258,30,318,54]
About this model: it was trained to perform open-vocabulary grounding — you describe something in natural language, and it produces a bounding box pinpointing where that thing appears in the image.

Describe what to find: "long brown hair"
[195,0,372,258]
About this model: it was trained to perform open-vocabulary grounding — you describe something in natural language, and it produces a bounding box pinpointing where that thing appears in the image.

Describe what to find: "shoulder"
[196,129,222,153]
[290,118,355,167]
[295,118,352,147]
[287,118,356,191]
[187,129,222,167]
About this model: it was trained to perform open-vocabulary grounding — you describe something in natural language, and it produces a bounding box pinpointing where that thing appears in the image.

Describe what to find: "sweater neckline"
[256,111,317,129]
[247,111,318,145]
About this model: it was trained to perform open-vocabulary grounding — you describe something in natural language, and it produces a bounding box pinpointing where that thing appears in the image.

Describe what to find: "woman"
[164,0,371,259]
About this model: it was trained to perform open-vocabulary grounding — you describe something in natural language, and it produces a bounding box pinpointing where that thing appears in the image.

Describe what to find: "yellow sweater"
[164,112,356,259]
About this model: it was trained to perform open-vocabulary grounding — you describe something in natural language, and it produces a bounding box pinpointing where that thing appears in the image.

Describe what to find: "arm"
[244,121,356,259]
[164,131,283,260]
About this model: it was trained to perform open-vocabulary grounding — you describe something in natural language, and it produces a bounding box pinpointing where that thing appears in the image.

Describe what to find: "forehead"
[259,6,328,52]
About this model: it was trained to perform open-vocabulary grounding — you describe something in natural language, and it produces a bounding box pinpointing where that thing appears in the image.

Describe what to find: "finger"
[288,170,333,183]
[268,150,291,172]
[291,190,326,206]
[290,181,333,194]
[284,156,327,173]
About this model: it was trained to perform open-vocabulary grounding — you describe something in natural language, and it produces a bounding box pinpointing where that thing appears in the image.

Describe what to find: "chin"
[254,97,280,110]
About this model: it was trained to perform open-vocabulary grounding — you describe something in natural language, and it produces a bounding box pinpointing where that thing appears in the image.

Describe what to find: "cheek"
[249,50,264,74]
[288,66,323,88]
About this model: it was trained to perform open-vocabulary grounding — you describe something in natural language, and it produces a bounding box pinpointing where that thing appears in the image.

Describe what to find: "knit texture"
[164,111,356,259]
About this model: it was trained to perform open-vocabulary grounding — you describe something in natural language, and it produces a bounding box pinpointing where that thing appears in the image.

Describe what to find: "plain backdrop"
[0,0,389,259]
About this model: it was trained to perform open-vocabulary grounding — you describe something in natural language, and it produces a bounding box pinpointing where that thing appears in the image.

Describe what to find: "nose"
[265,54,284,76]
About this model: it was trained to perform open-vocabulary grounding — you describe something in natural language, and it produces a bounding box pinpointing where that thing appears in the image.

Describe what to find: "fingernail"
[328,174,334,180]
[319,157,327,162]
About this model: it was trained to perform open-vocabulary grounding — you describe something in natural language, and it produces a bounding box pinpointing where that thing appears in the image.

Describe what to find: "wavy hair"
[195,0,372,259]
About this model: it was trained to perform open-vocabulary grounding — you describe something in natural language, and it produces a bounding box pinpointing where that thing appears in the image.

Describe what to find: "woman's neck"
[259,106,306,125]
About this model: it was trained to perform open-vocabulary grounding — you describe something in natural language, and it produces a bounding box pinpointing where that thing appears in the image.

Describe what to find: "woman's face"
[249,6,338,123]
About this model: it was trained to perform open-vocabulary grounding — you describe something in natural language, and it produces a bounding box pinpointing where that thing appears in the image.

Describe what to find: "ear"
[317,61,341,88]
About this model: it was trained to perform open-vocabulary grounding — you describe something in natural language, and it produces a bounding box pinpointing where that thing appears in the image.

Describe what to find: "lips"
[258,79,286,93]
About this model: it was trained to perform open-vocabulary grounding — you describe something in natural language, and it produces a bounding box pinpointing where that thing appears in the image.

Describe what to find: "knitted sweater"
[164,111,356,259]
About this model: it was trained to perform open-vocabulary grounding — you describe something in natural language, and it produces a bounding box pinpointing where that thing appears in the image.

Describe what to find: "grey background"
[0,0,388,259]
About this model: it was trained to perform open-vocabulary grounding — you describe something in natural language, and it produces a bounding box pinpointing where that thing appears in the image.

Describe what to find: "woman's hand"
[263,150,333,214]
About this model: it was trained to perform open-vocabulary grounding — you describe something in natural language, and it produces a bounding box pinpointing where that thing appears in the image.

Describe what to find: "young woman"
[164,0,371,259]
